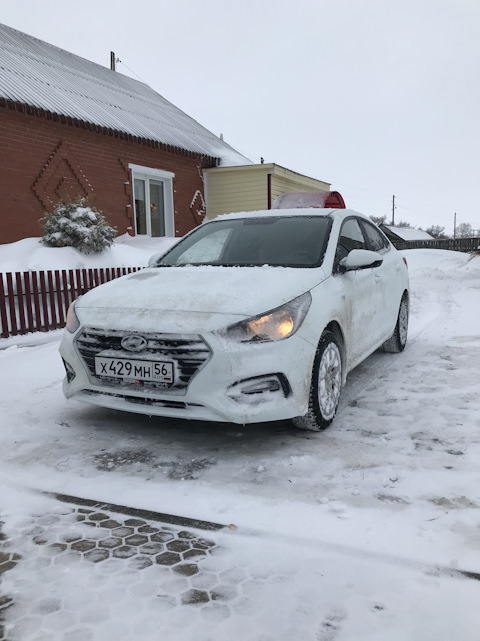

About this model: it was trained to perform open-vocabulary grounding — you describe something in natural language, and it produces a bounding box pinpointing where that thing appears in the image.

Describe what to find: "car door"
[333,217,383,367]
[359,219,402,341]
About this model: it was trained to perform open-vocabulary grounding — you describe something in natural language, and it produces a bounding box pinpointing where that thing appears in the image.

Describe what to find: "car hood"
[75,265,327,333]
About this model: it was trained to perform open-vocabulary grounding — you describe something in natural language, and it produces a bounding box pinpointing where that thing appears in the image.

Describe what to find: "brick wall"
[0,107,216,244]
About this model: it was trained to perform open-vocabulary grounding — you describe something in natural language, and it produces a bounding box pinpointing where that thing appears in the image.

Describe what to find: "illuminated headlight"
[66,299,81,334]
[220,292,312,343]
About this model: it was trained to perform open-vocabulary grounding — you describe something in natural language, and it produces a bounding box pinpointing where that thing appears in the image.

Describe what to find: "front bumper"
[59,327,315,424]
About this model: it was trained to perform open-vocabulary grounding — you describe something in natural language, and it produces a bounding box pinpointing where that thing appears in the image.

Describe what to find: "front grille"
[83,390,204,410]
[75,328,212,395]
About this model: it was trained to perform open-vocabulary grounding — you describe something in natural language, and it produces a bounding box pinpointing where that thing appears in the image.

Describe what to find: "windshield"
[157,216,332,268]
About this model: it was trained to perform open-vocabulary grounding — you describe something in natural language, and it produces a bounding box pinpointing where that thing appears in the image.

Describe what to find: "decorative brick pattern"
[0,108,215,244]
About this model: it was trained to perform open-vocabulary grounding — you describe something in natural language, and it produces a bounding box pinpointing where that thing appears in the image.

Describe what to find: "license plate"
[95,357,174,384]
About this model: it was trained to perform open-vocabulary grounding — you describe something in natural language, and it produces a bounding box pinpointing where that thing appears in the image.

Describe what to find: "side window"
[361,221,390,253]
[335,218,367,264]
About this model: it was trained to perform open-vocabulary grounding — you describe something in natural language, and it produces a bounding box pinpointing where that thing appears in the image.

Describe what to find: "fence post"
[0,276,10,339]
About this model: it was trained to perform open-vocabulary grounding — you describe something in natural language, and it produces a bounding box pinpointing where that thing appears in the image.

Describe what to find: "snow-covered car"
[59,208,409,430]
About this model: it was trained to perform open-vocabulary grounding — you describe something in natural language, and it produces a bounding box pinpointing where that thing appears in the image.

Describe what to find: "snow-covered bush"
[40,198,117,254]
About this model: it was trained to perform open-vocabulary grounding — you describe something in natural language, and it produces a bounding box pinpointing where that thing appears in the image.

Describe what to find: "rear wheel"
[293,331,342,432]
[383,294,409,353]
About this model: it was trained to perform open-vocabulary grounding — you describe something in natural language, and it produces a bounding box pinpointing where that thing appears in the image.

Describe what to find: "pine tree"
[40,198,117,254]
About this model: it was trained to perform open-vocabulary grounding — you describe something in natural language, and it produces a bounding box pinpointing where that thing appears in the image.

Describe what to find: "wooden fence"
[392,237,480,252]
[0,267,142,339]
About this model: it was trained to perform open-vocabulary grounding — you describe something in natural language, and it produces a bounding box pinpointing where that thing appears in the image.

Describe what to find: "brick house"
[0,23,249,245]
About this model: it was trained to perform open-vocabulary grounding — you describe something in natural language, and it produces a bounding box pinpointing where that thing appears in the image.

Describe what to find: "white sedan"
[59,208,409,430]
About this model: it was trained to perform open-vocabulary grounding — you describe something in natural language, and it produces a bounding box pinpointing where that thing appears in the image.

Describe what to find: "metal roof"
[0,23,250,166]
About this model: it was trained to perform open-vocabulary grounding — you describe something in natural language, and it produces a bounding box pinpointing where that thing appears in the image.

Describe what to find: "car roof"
[213,208,367,222]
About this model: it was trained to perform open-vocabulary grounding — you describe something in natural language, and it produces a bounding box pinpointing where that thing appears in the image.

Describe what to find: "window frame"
[129,163,175,237]
[358,219,391,254]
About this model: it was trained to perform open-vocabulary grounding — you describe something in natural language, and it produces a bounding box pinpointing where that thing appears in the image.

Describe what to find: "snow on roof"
[0,23,250,167]
[383,225,434,241]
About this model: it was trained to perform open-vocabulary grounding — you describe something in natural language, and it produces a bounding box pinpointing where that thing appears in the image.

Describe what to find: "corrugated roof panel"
[0,23,250,165]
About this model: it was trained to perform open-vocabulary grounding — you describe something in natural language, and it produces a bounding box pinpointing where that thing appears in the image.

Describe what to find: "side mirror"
[339,249,383,272]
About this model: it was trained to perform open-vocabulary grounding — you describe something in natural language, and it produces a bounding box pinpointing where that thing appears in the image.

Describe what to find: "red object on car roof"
[272,190,346,210]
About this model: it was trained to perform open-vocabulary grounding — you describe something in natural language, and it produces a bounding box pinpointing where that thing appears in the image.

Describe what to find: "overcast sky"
[2,0,479,234]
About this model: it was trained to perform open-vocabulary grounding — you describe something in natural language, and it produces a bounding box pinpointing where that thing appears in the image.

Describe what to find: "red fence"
[0,267,142,339]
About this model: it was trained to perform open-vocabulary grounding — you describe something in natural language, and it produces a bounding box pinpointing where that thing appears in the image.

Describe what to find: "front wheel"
[293,331,343,432]
[383,293,409,353]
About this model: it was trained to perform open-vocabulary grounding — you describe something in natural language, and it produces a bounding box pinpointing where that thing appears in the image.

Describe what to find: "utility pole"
[392,195,396,225]
[453,212,457,239]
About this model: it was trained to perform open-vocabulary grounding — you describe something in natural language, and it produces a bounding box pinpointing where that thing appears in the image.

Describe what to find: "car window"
[360,220,391,253]
[335,218,367,264]
[175,228,232,264]
[158,216,332,268]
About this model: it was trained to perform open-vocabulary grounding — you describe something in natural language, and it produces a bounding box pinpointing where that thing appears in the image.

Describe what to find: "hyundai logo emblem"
[121,335,147,352]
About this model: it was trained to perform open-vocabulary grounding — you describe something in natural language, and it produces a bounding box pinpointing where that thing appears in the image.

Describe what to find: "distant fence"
[0,267,142,339]
[392,237,480,252]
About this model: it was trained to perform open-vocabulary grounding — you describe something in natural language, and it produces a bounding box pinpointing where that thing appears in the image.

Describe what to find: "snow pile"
[0,234,180,274]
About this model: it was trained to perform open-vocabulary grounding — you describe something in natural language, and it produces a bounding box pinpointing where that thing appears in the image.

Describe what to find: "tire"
[383,293,409,353]
[293,331,343,432]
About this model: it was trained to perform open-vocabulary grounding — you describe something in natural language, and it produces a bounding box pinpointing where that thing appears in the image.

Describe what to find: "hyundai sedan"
[59,208,409,430]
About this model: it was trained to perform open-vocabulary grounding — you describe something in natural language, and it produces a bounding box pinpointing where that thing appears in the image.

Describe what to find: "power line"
[115,57,149,85]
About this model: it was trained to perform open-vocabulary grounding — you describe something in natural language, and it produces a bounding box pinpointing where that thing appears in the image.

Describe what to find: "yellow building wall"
[204,164,331,220]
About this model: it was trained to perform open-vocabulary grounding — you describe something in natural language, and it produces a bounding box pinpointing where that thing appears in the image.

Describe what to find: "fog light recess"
[228,374,291,403]
[62,358,76,383]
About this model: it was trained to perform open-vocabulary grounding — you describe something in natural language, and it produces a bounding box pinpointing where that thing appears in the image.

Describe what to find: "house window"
[129,164,175,237]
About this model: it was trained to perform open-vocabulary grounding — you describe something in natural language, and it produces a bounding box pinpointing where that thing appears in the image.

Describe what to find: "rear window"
[157,216,332,268]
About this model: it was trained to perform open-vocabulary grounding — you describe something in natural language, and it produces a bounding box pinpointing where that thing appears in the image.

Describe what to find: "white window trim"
[129,163,175,237]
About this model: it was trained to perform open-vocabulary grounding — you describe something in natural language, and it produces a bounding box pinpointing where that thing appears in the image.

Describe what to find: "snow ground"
[0,244,479,640]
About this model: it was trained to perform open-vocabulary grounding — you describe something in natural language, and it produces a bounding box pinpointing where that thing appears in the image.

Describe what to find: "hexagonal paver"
[151,531,174,543]
[128,555,153,570]
[166,540,191,553]
[190,573,219,591]
[139,542,165,556]
[194,538,216,550]
[177,531,198,540]
[124,519,146,527]
[48,543,67,554]
[85,549,110,563]
[138,525,159,535]
[182,548,206,561]
[33,533,49,545]
[181,589,210,605]
[125,534,149,546]
[61,533,83,543]
[99,520,122,529]
[98,536,123,549]
[71,540,95,553]
[173,563,199,577]
[88,512,110,522]
[155,552,181,566]
[210,584,239,601]
[112,546,137,559]
[111,526,134,537]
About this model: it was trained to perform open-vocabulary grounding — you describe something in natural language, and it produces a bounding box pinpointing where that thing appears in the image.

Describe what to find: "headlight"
[220,292,312,343]
[65,299,81,334]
